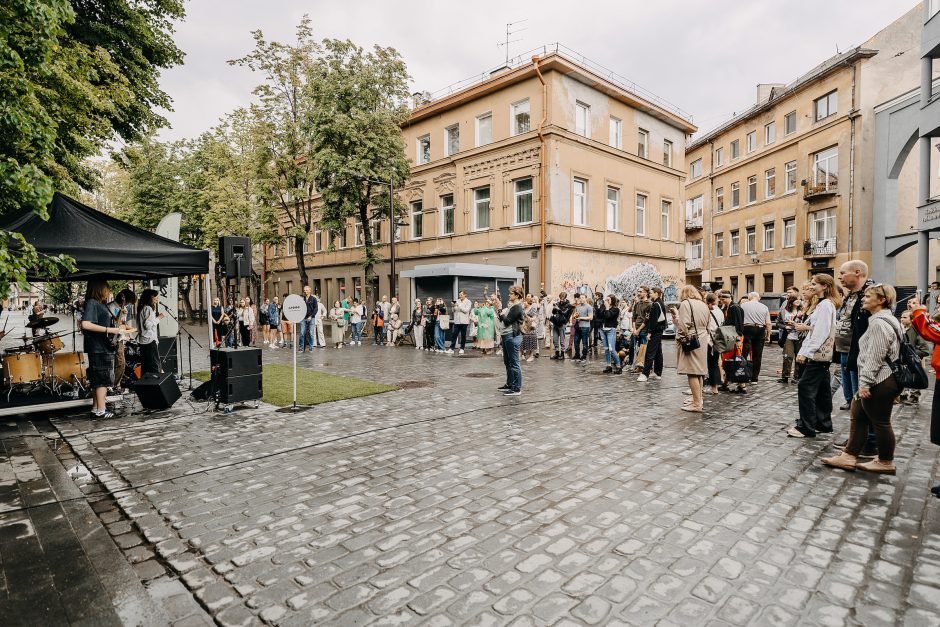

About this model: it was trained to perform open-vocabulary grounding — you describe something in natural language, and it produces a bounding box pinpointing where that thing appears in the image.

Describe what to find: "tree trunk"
[294,235,309,289]
[359,200,376,308]
[179,277,195,321]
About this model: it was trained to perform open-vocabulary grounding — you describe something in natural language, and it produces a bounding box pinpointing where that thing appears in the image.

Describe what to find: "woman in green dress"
[474,301,496,355]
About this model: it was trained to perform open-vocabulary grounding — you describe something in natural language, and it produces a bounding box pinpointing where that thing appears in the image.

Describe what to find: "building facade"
[265,47,696,308]
[685,4,939,296]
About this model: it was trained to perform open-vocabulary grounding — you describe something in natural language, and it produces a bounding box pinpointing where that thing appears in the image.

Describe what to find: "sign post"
[281,294,306,412]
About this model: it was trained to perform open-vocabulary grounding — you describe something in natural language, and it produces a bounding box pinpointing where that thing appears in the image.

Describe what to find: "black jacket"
[846,279,875,371]
[551,300,573,327]
[600,306,620,328]
[647,300,667,333]
[723,303,745,335]
[500,303,525,336]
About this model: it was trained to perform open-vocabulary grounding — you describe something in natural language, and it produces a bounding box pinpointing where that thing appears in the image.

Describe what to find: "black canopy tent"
[2,192,209,280]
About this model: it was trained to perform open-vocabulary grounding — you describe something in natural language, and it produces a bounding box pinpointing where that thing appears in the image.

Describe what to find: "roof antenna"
[836,43,840,54]
[497,20,527,65]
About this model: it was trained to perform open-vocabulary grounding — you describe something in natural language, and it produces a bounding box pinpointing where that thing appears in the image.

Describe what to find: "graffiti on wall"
[603,262,679,304]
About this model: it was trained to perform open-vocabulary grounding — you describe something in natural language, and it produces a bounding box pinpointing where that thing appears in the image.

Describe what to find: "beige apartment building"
[685,4,940,297]
[265,46,696,307]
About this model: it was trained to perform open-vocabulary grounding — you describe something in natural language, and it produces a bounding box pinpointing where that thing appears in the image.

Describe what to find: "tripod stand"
[160,306,203,391]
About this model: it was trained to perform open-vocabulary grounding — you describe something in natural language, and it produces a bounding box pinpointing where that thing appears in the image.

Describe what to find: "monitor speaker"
[135,372,182,410]
[210,347,262,377]
[218,236,252,278]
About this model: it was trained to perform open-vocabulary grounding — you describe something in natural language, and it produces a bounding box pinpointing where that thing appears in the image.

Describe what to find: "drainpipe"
[848,61,858,258]
[533,55,548,290]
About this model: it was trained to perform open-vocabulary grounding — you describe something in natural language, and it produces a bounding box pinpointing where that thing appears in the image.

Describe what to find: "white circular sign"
[282,294,306,323]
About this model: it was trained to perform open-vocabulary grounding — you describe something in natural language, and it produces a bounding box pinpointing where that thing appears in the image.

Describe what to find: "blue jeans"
[434,322,446,350]
[574,326,591,359]
[298,319,314,350]
[601,328,620,367]
[502,333,523,391]
[840,352,860,403]
[351,321,363,342]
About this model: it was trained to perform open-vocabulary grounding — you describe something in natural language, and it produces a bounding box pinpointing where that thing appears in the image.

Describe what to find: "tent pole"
[205,273,214,348]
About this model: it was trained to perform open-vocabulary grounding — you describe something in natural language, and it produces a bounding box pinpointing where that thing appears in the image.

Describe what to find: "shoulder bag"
[438,314,450,330]
[873,318,928,390]
[678,301,701,353]
[722,345,754,383]
[709,311,738,353]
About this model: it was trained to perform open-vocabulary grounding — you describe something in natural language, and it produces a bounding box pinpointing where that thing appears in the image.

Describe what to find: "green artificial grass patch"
[191,363,398,407]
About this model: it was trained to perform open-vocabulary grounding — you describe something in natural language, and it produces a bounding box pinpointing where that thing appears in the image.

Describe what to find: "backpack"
[873,318,928,390]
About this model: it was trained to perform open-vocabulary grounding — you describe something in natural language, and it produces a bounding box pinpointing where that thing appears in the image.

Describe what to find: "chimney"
[756,83,785,105]
[411,91,431,108]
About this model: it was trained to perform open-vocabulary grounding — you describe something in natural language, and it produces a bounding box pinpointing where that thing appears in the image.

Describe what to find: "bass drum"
[46,352,87,387]
[4,353,43,385]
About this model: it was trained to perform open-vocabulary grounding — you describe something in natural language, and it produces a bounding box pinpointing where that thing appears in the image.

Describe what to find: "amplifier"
[135,373,182,410]
[217,373,262,404]
[210,348,261,377]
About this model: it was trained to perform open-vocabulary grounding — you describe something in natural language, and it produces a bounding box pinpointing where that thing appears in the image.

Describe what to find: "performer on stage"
[137,289,165,377]
[27,303,44,336]
[80,280,122,419]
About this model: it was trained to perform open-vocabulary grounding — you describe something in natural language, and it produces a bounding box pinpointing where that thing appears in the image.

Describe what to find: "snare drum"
[45,352,87,387]
[36,335,64,354]
[4,353,42,385]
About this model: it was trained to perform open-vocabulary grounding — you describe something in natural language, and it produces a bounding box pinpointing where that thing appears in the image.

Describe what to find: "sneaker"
[459,349,465,355]
[839,403,851,411]
[603,366,613,374]
[648,373,660,381]
[446,349,454,354]
[637,374,648,382]
[833,439,848,450]
[497,385,511,391]
[503,389,521,396]
[613,367,623,375]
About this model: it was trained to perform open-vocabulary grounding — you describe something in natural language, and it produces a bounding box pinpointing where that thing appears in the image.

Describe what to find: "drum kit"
[1,316,87,401]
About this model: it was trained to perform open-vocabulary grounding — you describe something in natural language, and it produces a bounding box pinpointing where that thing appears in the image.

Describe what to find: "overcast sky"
[155,0,919,142]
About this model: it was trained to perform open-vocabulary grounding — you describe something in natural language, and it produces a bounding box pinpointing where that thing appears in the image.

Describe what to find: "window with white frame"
[661,200,671,240]
[370,220,381,243]
[416,135,430,165]
[476,112,492,146]
[747,175,757,203]
[715,146,724,167]
[715,187,724,213]
[686,195,703,224]
[689,158,702,179]
[746,131,757,153]
[473,187,490,230]
[606,186,619,231]
[730,230,740,255]
[511,99,530,135]
[785,161,797,193]
[765,168,776,198]
[445,124,459,156]
[609,117,622,149]
[336,226,348,249]
[314,227,323,252]
[784,111,796,135]
[393,220,401,242]
[354,223,363,246]
[575,101,590,136]
[745,226,756,254]
[731,139,740,159]
[514,178,533,224]
[635,194,647,235]
[731,181,740,208]
[573,178,588,226]
[287,236,294,256]
[441,194,454,235]
[809,207,836,240]
[814,90,837,121]
[689,238,703,259]
[663,140,673,167]
[763,222,775,250]
[783,218,796,247]
[764,121,776,145]
[813,146,838,190]
[637,129,649,159]
[410,200,423,239]
[715,233,724,257]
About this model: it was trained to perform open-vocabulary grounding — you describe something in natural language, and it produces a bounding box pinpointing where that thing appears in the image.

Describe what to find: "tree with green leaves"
[306,38,411,305]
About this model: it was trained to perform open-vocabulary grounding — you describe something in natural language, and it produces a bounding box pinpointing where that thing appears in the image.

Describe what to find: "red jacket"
[911,309,940,379]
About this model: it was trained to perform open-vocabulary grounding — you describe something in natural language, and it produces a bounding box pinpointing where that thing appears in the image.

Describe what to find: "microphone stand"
[160,307,202,391]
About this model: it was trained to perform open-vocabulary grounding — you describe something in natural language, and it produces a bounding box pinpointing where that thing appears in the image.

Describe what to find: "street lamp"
[357,175,404,299]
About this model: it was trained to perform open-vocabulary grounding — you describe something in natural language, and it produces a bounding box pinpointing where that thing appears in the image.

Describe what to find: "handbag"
[722,346,754,383]
[873,318,928,390]
[709,311,738,353]
[678,301,701,353]
[438,314,450,330]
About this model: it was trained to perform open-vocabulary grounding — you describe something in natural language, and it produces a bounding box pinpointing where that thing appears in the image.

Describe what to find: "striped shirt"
[858,310,901,389]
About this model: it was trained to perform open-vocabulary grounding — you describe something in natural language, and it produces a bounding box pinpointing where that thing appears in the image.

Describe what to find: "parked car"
[662,301,679,338]
[760,293,785,341]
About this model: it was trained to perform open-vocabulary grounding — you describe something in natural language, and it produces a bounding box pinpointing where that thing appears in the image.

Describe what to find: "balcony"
[803,180,838,201]
[684,216,703,231]
[803,238,837,259]
[685,257,703,272]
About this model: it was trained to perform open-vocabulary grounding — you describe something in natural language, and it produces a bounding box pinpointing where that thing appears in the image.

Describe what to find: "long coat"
[676,298,710,376]
[474,306,496,344]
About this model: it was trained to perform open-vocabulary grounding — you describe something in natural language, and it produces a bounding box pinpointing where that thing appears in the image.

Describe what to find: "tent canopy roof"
[3,193,210,280]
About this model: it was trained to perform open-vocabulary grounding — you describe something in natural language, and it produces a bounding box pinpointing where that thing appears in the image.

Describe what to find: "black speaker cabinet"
[218,374,263,404]
[135,373,182,410]
[210,347,262,377]
[218,236,252,278]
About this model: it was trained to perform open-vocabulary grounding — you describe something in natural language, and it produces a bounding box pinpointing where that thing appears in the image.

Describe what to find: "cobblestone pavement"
[34,335,940,625]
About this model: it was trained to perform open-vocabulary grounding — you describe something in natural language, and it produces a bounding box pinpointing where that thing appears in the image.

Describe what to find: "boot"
[603,366,613,374]
[821,452,857,471]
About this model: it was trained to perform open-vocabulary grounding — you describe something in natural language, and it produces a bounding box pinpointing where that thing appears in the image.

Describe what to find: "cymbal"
[26,317,59,329]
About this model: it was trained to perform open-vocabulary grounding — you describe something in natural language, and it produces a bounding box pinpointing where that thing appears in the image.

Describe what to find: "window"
[783,218,796,247]
[765,168,776,198]
[663,140,673,167]
[441,194,454,235]
[637,129,649,159]
[809,208,836,240]
[512,99,530,135]
[661,200,671,240]
[410,200,423,239]
[715,233,724,257]
[730,230,740,256]
[609,117,622,149]
[689,238,703,259]
[573,178,588,226]
[764,121,776,145]
[354,223,363,246]
[686,195,703,225]
[763,222,775,251]
[782,272,794,289]
[763,274,774,292]
[784,111,796,135]
[286,236,294,256]
[606,186,619,231]
[746,275,755,293]
[445,125,459,156]
[514,178,533,224]
[314,228,323,252]
[731,182,740,208]
[473,187,490,230]
[746,226,756,253]
[689,158,702,179]
[813,146,838,190]
[416,135,430,165]
[785,161,797,193]
[731,139,740,159]
[336,226,348,249]
[715,147,724,167]
[476,112,492,146]
[575,101,590,136]
[715,187,724,213]
[371,220,381,243]
[747,175,757,204]
[814,90,838,121]
[746,131,757,153]
[635,194,647,235]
